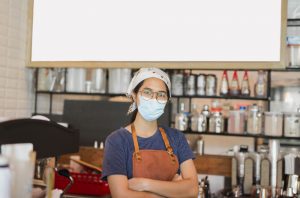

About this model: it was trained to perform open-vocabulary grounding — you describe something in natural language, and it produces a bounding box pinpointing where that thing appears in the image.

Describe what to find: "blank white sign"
[31,0,283,62]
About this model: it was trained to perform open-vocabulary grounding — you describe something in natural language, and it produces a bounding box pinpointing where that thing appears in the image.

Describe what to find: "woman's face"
[133,77,168,105]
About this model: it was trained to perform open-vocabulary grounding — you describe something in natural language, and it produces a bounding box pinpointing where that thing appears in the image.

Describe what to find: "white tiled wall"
[0,0,33,120]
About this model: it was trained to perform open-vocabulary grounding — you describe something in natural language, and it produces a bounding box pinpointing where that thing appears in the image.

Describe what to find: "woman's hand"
[128,178,149,192]
[172,174,183,181]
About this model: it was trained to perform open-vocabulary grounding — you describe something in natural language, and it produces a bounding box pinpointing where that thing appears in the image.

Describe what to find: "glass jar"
[247,104,263,135]
[283,112,300,137]
[227,110,245,134]
[264,112,283,136]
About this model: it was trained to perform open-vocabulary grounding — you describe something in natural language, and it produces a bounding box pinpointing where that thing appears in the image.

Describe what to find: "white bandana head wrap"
[126,68,171,114]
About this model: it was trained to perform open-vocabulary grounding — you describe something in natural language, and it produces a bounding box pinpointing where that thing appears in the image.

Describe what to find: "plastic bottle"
[254,70,266,98]
[240,71,250,97]
[220,70,229,96]
[0,155,11,198]
[230,71,240,96]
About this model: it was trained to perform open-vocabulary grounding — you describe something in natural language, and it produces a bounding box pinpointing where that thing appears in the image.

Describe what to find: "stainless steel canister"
[175,112,189,131]
[91,69,106,93]
[185,74,196,96]
[284,112,300,137]
[196,139,204,155]
[206,75,217,96]
[209,112,224,133]
[191,113,207,132]
[197,74,206,96]
[171,73,184,96]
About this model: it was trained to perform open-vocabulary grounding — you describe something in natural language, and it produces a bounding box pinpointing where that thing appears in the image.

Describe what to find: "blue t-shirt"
[101,126,194,180]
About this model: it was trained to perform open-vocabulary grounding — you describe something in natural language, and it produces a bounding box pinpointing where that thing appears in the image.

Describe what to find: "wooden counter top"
[58,147,233,177]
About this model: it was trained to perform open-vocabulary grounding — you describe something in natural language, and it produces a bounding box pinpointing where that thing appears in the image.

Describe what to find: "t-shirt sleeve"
[101,133,127,180]
[176,131,195,165]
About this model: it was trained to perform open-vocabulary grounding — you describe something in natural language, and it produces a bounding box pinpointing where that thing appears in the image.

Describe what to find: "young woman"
[102,68,198,198]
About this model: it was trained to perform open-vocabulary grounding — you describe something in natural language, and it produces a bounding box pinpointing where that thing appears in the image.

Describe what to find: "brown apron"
[131,124,179,181]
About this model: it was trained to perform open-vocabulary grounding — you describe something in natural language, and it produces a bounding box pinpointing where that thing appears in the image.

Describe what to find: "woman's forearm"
[144,178,198,198]
[112,188,165,198]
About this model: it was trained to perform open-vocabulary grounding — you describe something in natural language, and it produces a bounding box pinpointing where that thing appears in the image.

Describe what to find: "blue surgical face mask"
[137,95,166,121]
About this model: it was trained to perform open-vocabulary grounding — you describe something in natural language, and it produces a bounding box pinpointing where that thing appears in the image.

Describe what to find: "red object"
[223,70,229,80]
[243,70,248,80]
[232,70,239,81]
[229,70,240,95]
[54,172,110,196]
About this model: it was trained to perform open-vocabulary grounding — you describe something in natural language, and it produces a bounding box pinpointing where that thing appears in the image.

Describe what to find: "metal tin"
[171,73,184,96]
[206,75,217,96]
[284,112,300,137]
[185,74,196,96]
[197,74,206,96]
[209,112,224,133]
[197,139,204,155]
[191,114,207,132]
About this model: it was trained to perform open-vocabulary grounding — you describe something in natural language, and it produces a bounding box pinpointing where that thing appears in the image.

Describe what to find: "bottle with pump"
[230,71,240,96]
[175,103,189,131]
[220,70,229,96]
[254,70,266,98]
[240,71,250,97]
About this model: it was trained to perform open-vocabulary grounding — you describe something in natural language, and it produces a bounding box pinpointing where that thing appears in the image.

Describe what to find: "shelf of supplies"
[36,91,126,97]
[287,18,300,27]
[172,95,269,101]
[183,131,300,140]
[271,67,300,72]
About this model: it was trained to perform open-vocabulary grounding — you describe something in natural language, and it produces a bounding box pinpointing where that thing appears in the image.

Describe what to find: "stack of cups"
[1,143,35,198]
[0,155,10,198]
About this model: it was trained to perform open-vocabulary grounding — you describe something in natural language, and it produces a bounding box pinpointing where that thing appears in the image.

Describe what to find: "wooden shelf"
[184,131,300,140]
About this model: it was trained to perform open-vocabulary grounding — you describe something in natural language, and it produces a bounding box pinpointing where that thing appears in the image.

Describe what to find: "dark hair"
[129,80,170,124]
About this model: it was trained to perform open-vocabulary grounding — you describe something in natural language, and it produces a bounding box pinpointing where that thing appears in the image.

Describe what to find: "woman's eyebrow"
[142,87,167,92]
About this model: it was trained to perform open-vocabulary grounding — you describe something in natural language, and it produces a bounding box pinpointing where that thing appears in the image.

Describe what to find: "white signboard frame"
[27,0,287,69]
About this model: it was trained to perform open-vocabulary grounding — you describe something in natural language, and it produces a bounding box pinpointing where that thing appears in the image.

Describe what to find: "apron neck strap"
[131,124,174,155]
[131,124,140,153]
[159,127,174,155]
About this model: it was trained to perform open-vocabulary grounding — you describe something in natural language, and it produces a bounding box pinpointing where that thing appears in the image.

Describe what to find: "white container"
[108,69,131,94]
[66,68,86,92]
[91,69,106,93]
[37,68,52,91]
[288,44,300,67]
[264,112,283,136]
[0,156,11,198]
[247,104,263,135]
[1,143,35,198]
[284,112,300,137]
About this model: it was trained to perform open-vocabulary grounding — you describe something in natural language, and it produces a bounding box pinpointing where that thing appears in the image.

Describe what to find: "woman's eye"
[143,89,152,95]
[157,92,167,98]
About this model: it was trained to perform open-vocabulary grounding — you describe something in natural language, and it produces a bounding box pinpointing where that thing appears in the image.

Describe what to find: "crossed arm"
[107,159,198,198]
